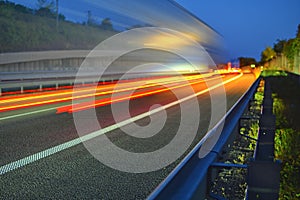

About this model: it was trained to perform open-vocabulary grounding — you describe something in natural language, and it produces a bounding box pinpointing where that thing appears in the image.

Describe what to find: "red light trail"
[0,74,224,113]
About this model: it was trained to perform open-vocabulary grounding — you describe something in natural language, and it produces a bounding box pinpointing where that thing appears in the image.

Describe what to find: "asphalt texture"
[0,73,257,199]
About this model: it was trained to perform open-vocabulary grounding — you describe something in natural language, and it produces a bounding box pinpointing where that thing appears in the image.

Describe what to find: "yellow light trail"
[0,74,207,105]
[0,74,218,112]
[64,76,224,113]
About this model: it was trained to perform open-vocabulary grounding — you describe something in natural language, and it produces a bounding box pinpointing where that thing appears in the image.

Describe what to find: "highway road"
[0,73,257,199]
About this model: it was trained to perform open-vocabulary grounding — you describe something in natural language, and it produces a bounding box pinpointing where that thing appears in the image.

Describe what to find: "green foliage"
[261,70,288,77]
[0,1,117,52]
[101,18,113,31]
[260,24,300,73]
[35,0,56,18]
[270,77,300,199]
[86,10,98,27]
[248,123,259,151]
[36,0,55,10]
[254,91,263,108]
[254,91,264,102]
[261,46,276,63]
[273,96,288,128]
[275,128,300,199]
[36,7,55,18]
[283,38,300,69]
[273,39,287,55]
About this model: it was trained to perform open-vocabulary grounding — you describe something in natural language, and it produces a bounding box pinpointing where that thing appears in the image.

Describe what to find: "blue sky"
[176,0,300,61]
[9,0,300,61]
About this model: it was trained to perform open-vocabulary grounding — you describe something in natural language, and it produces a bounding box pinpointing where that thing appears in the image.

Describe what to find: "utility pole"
[56,0,59,31]
[87,10,92,26]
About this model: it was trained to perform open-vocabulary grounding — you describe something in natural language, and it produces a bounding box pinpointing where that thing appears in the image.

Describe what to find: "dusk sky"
[9,0,300,61]
[176,0,300,61]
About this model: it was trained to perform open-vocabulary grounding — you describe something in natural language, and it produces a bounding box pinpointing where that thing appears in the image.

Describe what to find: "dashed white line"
[0,74,243,175]
[0,107,59,121]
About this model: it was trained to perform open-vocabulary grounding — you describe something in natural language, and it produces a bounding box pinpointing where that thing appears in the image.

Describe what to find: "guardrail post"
[246,78,281,200]
[246,159,281,199]
[255,114,276,161]
[207,78,281,200]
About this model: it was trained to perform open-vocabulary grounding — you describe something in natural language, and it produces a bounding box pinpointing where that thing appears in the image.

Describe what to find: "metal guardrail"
[0,72,118,96]
[148,77,261,200]
[0,71,210,96]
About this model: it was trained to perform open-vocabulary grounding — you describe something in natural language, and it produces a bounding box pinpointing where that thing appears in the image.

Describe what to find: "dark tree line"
[85,10,114,31]
[0,0,117,52]
[0,0,65,20]
[261,24,300,64]
[238,57,257,67]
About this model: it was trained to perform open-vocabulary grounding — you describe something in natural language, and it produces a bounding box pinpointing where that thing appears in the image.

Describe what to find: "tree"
[238,57,257,67]
[297,24,300,38]
[101,18,113,31]
[87,10,92,25]
[36,0,55,18]
[261,46,276,63]
[283,38,300,66]
[15,4,33,14]
[36,0,55,10]
[86,10,97,26]
[126,23,153,30]
[273,39,287,55]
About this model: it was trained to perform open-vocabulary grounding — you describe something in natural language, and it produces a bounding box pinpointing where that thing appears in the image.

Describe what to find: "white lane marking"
[0,75,217,121]
[0,107,59,121]
[0,74,243,175]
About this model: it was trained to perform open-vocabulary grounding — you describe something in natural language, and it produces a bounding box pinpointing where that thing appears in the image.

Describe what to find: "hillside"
[0,1,117,53]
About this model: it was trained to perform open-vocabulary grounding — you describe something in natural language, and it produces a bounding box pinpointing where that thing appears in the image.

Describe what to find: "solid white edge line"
[0,74,216,121]
[147,73,255,199]
[0,73,243,175]
[0,107,59,121]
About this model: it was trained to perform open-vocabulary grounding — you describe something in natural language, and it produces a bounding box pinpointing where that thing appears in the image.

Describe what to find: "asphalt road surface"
[0,73,257,199]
